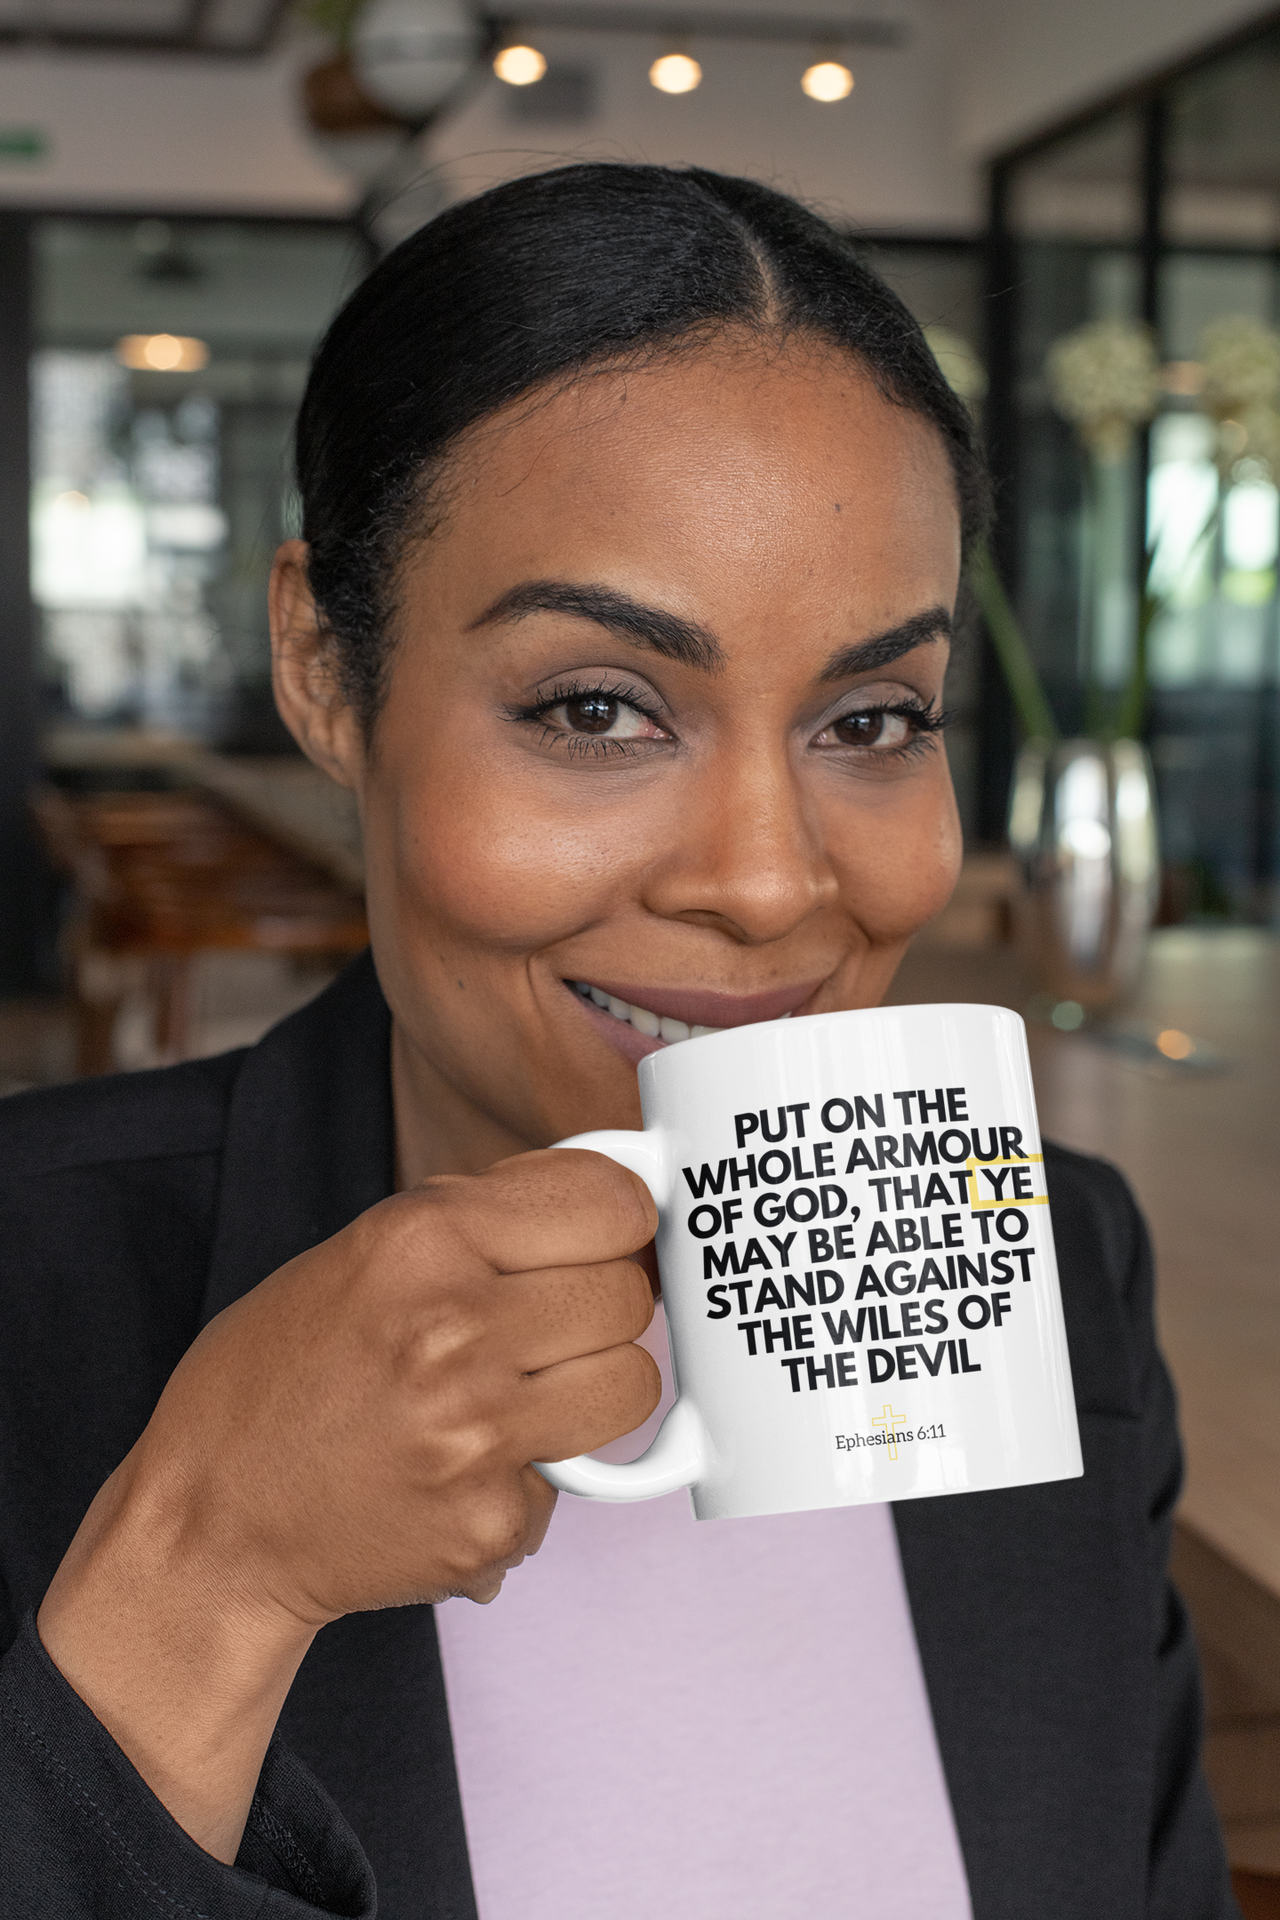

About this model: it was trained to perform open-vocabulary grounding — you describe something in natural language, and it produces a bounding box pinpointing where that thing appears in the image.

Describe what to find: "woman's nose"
[642,749,839,944]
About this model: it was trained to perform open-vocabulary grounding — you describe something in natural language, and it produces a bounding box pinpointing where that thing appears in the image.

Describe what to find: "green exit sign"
[0,128,49,162]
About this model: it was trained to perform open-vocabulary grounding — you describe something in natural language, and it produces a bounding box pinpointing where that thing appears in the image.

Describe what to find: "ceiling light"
[115,334,210,373]
[801,58,853,102]
[650,51,701,93]
[494,42,546,84]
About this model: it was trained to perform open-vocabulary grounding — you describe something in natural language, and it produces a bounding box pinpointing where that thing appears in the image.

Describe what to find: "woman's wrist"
[38,1451,320,1864]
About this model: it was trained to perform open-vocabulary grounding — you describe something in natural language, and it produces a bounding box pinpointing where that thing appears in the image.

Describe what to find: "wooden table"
[42,728,366,892]
[33,785,368,1072]
[889,928,1280,1601]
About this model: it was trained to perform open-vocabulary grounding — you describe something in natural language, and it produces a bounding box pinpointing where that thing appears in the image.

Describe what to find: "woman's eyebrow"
[818,607,953,682]
[467,580,724,671]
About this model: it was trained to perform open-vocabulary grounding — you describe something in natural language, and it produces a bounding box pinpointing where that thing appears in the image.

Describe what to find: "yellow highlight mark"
[966,1151,1050,1211]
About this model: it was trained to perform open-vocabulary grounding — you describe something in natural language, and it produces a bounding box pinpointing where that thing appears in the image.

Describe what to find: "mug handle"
[535,1128,707,1503]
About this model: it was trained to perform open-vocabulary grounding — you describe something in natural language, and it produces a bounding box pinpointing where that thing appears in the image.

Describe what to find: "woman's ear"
[269,540,366,791]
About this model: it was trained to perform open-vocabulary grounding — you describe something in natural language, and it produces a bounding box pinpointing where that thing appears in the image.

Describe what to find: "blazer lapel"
[893,1410,1152,1920]
[201,949,396,1324]
[203,952,477,1920]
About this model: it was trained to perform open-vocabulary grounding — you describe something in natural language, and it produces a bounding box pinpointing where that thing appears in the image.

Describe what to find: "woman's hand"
[37,1148,659,1863]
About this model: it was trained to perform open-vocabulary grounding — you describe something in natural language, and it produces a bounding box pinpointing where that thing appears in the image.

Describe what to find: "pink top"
[435,1309,972,1920]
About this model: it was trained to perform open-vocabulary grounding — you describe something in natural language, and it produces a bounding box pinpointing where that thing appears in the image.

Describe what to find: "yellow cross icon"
[872,1403,906,1460]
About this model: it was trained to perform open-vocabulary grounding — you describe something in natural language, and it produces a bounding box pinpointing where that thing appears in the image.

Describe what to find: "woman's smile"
[564,975,816,1061]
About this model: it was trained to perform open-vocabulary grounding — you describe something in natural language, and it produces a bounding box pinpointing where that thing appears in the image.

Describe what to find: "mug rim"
[640,999,1022,1084]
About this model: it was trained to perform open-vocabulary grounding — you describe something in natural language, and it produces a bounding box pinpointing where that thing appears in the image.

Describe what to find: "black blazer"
[0,955,1237,1919]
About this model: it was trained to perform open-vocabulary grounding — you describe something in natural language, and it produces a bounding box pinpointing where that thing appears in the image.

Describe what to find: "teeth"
[570,981,725,1043]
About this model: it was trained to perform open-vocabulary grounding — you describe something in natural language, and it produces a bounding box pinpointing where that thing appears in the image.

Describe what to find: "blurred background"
[0,0,1278,1907]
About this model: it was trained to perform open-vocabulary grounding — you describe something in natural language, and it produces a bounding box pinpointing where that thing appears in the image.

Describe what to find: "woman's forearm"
[37,1452,318,1864]
[35,1149,659,1864]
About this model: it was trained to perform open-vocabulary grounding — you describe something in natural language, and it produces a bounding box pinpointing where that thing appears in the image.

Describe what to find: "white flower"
[1213,403,1280,481]
[1199,316,1280,418]
[1045,319,1161,460]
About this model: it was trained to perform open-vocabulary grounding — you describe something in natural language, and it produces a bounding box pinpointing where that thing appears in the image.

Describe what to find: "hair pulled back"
[296,162,989,722]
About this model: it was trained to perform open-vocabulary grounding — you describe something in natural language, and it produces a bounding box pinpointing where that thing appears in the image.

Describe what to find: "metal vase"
[1007,738,1160,1011]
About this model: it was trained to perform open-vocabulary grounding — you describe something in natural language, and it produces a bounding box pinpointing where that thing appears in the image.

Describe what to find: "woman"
[0,164,1235,1919]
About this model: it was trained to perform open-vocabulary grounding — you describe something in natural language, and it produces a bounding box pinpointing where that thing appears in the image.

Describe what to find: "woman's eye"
[816,707,917,751]
[547,693,665,740]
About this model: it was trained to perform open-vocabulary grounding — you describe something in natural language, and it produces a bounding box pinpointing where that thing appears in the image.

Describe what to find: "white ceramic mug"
[538,1002,1082,1521]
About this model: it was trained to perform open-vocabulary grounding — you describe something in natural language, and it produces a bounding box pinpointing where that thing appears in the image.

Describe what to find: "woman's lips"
[564,975,825,1064]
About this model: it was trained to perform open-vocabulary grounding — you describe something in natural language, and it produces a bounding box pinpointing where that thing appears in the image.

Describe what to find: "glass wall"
[31,217,361,749]
[989,20,1280,921]
[22,213,985,794]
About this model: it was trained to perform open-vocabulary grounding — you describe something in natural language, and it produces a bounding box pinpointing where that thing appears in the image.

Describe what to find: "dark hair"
[296,162,990,722]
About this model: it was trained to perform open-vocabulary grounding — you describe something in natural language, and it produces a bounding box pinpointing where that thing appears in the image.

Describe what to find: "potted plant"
[967,316,1247,1015]
[299,0,401,135]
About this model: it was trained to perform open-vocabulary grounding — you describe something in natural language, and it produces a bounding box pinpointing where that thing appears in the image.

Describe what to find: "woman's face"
[277,341,963,1176]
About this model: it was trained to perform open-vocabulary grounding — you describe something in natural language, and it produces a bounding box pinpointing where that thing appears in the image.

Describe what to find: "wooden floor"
[1174,1526,1280,1876]
[1235,1871,1280,1918]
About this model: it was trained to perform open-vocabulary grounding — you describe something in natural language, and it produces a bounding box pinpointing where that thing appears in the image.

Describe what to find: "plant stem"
[1109,582,1157,742]
[1080,458,1104,738]
[969,544,1059,743]
[1109,502,1219,742]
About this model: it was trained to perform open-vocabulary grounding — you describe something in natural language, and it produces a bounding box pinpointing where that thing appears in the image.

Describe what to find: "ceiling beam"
[0,0,906,57]
[0,0,288,57]
[484,7,906,44]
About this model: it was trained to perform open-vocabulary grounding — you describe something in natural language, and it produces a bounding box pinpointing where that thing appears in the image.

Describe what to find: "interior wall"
[0,4,977,231]
[0,46,349,213]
